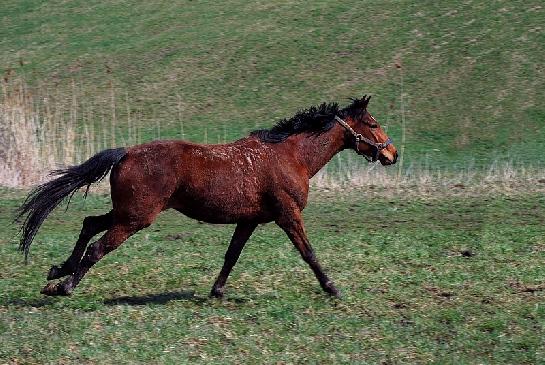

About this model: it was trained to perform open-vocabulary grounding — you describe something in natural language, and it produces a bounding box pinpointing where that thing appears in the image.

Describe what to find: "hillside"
[1,0,544,168]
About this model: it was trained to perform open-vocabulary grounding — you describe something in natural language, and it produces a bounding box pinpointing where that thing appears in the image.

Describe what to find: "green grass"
[1,188,544,363]
[2,0,544,167]
[1,1,545,362]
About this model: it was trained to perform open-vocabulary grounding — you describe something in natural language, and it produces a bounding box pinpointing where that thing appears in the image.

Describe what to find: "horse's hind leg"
[41,221,144,296]
[47,211,113,280]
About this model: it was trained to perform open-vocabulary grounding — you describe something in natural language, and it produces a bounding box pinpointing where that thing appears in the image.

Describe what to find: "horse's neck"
[294,126,346,178]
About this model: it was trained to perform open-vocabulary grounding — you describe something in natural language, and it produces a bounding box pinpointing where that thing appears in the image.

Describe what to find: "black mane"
[251,96,370,143]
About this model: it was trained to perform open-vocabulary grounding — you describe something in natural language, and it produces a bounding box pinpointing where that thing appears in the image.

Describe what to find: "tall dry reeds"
[311,154,545,197]
[0,77,133,187]
[0,78,68,187]
[1,77,542,194]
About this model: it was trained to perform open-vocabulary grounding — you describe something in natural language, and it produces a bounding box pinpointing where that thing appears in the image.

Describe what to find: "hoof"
[210,286,224,298]
[324,282,341,299]
[41,282,72,297]
[329,288,342,299]
[47,265,66,280]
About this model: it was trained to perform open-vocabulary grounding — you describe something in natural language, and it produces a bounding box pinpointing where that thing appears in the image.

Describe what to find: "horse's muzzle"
[379,150,398,166]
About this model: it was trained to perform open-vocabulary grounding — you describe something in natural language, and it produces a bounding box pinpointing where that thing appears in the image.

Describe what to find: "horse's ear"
[362,95,371,109]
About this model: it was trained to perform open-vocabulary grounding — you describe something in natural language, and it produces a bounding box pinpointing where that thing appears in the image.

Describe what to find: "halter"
[334,115,392,162]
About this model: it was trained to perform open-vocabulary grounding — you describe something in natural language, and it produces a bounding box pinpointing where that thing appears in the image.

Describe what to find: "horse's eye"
[369,124,378,129]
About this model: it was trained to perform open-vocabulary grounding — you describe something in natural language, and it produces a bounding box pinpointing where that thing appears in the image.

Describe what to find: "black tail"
[16,148,127,262]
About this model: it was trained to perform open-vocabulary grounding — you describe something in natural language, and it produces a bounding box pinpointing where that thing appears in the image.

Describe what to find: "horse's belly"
[168,188,270,224]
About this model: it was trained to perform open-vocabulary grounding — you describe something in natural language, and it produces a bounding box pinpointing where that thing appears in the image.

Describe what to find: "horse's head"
[339,95,398,166]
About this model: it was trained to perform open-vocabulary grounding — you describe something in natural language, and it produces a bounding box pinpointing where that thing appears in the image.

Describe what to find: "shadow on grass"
[1,297,54,308]
[104,290,250,306]
[104,290,206,306]
[2,290,250,309]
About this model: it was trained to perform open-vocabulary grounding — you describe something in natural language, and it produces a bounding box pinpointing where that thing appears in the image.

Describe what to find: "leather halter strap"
[334,115,392,162]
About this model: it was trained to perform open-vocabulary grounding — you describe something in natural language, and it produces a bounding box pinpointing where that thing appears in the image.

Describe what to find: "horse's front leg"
[210,222,257,298]
[276,209,340,298]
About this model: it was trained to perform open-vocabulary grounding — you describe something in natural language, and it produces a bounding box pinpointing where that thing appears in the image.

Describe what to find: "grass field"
[2,0,544,167]
[1,188,544,364]
[2,0,545,363]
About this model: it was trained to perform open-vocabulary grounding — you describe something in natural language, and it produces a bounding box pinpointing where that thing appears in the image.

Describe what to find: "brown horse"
[17,95,397,297]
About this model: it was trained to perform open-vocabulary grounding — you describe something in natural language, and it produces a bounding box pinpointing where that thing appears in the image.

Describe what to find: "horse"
[17,95,397,298]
